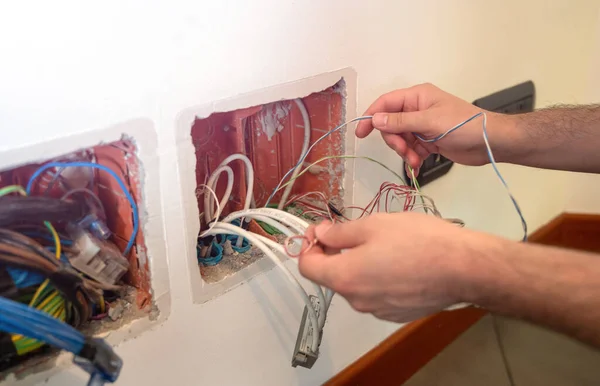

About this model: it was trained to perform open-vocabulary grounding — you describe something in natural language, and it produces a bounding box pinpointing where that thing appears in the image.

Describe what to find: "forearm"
[496,105,600,172]
[459,234,600,347]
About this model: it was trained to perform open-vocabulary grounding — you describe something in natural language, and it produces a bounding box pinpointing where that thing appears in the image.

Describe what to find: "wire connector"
[74,338,123,386]
[292,295,322,369]
[68,225,129,285]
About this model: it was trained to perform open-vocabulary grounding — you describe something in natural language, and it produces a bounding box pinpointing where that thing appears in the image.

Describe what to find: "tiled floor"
[404,315,512,386]
[404,315,600,385]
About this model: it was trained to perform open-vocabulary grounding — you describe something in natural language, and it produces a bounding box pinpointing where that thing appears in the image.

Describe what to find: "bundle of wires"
[0,158,137,368]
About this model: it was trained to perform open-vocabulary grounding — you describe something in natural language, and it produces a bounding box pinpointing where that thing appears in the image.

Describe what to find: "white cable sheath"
[208,223,320,349]
[278,99,311,210]
[222,208,309,233]
[208,154,255,246]
[204,165,234,223]
[212,223,328,330]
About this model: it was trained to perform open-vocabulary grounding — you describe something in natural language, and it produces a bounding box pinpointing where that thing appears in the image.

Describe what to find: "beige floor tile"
[404,315,511,386]
[495,316,600,386]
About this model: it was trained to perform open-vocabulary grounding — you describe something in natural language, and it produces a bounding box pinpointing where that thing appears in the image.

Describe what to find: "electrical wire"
[204,165,234,224]
[275,155,406,196]
[222,208,309,235]
[0,296,84,354]
[414,112,527,241]
[217,208,330,330]
[26,161,140,254]
[61,187,106,217]
[198,184,222,238]
[278,99,312,210]
[266,116,374,206]
[206,154,255,247]
[207,222,320,350]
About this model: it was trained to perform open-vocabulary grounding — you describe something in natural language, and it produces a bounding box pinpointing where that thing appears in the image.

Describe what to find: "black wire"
[0,196,87,227]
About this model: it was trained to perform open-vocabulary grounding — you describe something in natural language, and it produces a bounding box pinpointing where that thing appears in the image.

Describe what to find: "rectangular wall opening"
[0,139,152,378]
[191,80,346,286]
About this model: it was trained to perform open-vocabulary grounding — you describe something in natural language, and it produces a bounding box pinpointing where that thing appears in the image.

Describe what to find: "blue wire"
[26,162,139,255]
[414,112,484,143]
[0,297,85,353]
[415,112,528,241]
[265,116,373,206]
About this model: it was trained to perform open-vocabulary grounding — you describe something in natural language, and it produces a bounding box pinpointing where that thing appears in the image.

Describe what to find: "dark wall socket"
[404,81,535,186]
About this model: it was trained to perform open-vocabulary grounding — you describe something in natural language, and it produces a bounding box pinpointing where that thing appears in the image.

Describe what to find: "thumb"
[313,219,369,250]
[372,111,430,134]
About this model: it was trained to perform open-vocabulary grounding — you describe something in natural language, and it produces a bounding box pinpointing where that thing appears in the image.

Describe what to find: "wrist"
[486,112,531,164]
[448,230,516,306]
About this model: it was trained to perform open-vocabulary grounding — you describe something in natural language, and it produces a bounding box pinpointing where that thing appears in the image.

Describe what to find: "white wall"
[0,1,598,385]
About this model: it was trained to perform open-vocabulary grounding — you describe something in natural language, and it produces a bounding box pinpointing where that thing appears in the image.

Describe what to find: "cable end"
[74,338,123,385]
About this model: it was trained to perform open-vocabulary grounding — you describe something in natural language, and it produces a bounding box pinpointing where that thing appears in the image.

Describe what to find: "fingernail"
[372,113,388,128]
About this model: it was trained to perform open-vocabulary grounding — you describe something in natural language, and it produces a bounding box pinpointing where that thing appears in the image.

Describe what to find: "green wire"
[0,185,27,197]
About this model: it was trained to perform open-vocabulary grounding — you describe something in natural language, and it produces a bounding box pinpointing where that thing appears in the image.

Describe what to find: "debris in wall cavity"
[201,245,263,283]
[108,299,126,321]
[257,101,292,141]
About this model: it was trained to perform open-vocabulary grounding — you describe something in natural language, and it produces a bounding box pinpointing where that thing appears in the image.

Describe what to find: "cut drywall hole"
[177,69,358,303]
[0,120,169,383]
[193,83,344,282]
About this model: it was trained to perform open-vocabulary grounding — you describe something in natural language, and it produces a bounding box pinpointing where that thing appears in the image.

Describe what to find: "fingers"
[381,132,427,170]
[297,243,335,286]
[356,83,440,138]
[356,89,411,138]
[312,220,370,250]
[372,110,431,135]
[298,244,366,290]
[297,220,370,288]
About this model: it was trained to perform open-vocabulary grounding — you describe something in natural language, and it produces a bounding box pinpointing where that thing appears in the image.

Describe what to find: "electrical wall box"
[473,80,535,113]
[0,120,169,382]
[405,80,536,186]
[176,69,358,303]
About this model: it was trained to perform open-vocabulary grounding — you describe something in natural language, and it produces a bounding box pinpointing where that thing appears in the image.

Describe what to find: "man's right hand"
[356,83,518,173]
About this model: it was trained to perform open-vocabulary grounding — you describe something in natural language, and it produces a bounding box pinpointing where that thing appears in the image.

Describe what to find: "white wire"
[222,208,310,234]
[278,99,311,210]
[212,154,255,246]
[212,224,328,330]
[208,223,320,349]
[198,184,222,237]
[204,165,234,223]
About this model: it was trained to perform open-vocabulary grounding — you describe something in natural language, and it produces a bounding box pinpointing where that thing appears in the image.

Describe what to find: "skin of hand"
[298,213,485,322]
[355,83,518,173]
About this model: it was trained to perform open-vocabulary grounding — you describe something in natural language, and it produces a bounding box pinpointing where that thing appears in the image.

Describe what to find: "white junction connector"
[292,295,322,369]
[68,225,130,285]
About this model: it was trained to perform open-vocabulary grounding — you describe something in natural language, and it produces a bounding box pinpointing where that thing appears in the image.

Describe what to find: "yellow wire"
[99,295,106,313]
[0,185,27,197]
[44,220,61,259]
[2,185,69,352]
[35,290,59,310]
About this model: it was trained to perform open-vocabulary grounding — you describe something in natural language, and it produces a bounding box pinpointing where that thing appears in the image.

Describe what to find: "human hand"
[298,213,490,322]
[356,83,514,173]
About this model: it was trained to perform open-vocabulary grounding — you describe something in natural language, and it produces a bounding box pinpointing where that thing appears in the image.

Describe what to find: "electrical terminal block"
[78,213,112,240]
[68,225,129,285]
[292,295,322,369]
